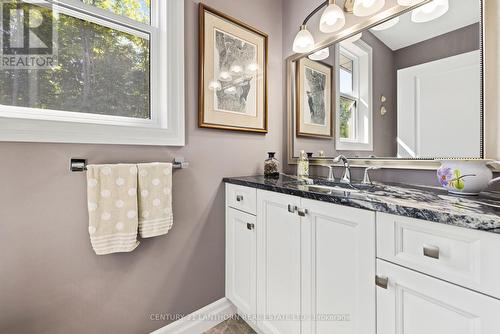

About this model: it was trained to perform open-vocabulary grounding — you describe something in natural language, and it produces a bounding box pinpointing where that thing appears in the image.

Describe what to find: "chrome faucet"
[335,155,351,184]
[362,166,381,185]
[319,155,351,183]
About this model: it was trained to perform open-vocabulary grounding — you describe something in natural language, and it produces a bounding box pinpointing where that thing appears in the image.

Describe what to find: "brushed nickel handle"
[297,208,308,217]
[288,204,297,213]
[247,223,255,230]
[376,275,388,289]
[236,195,244,202]
[423,244,440,259]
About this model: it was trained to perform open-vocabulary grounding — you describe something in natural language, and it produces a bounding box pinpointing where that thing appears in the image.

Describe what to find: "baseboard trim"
[151,298,236,334]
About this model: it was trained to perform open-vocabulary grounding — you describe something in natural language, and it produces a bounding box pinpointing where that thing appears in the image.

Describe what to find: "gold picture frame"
[198,4,268,133]
[296,58,333,138]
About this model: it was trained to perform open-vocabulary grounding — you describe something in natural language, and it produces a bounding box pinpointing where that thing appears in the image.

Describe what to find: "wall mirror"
[287,0,485,168]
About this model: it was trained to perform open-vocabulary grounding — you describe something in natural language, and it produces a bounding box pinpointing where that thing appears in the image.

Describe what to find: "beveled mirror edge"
[286,0,499,171]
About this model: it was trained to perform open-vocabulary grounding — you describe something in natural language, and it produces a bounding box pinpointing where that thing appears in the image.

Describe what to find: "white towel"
[137,163,174,238]
[86,164,140,255]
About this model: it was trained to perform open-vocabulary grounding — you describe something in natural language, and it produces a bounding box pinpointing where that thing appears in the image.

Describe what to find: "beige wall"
[0,0,283,333]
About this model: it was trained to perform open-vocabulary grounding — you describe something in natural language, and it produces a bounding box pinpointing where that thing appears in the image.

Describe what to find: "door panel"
[377,259,500,334]
[226,208,257,318]
[257,190,301,334]
[301,199,376,334]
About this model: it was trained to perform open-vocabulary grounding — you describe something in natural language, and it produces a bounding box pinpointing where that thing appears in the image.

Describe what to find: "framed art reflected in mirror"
[296,58,333,138]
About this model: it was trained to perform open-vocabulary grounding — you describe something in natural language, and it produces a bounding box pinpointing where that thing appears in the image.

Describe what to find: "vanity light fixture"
[319,0,346,33]
[293,25,315,53]
[371,16,400,31]
[308,48,330,61]
[411,0,449,23]
[353,0,386,17]
[293,0,387,54]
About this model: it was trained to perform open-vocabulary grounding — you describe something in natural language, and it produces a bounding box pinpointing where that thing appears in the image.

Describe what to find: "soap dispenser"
[297,150,309,178]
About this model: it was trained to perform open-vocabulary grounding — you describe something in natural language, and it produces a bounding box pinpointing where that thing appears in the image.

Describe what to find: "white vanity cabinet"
[225,184,258,321]
[225,184,500,334]
[376,213,500,334]
[226,185,376,334]
[376,259,500,334]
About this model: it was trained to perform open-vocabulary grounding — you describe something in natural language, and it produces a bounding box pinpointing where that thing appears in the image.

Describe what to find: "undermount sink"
[302,184,360,195]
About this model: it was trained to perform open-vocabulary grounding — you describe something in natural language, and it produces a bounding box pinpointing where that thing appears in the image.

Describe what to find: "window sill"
[0,117,185,146]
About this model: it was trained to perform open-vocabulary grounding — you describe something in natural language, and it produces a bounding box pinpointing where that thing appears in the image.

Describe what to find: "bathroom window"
[336,40,373,151]
[0,0,185,146]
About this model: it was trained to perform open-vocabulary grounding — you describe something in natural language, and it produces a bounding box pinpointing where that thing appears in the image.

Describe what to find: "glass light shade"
[319,3,346,33]
[371,16,400,31]
[411,0,449,23]
[353,0,385,17]
[397,0,422,5]
[293,25,315,53]
[308,48,330,61]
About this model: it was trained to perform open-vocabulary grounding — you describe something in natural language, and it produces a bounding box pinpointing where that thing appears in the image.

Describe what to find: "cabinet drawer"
[226,184,257,215]
[377,212,500,299]
[377,259,500,334]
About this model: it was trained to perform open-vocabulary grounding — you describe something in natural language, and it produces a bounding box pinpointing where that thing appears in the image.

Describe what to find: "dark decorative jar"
[264,152,280,178]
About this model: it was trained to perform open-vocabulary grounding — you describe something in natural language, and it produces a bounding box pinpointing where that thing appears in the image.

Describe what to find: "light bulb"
[319,1,346,33]
[308,48,330,61]
[353,0,385,16]
[293,25,315,53]
[411,0,449,23]
[370,16,400,31]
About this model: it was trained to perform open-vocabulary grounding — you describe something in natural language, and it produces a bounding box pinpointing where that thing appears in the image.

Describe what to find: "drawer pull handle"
[423,245,440,259]
[236,195,244,202]
[376,275,389,289]
[288,204,297,213]
[297,208,308,217]
[247,223,255,230]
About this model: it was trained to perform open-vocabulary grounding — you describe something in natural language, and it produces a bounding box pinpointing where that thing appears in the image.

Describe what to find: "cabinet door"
[301,199,376,334]
[377,259,500,334]
[257,190,302,334]
[226,207,257,318]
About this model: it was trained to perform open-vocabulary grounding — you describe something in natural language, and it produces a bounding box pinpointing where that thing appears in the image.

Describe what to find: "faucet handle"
[363,166,381,185]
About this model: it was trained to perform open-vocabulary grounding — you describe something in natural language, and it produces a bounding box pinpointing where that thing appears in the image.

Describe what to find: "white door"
[377,259,500,334]
[226,208,257,318]
[397,50,481,158]
[301,199,376,334]
[257,190,302,334]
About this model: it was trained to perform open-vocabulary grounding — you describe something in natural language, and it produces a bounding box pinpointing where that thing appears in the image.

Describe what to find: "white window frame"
[0,0,185,146]
[335,40,373,151]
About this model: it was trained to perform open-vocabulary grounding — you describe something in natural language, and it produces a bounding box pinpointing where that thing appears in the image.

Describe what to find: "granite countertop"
[223,174,500,234]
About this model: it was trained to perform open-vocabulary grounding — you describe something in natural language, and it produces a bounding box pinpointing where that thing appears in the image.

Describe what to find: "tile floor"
[204,316,256,334]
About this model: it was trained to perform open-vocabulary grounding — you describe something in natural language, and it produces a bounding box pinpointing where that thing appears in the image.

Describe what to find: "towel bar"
[70,158,189,172]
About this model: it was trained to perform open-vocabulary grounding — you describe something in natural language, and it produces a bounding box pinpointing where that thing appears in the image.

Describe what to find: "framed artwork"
[199,4,268,133]
[296,58,333,138]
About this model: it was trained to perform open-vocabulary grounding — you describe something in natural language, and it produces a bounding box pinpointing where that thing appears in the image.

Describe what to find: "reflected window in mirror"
[335,39,373,151]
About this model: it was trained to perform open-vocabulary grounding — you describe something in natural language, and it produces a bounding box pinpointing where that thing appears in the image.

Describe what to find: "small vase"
[264,152,280,178]
[437,160,500,195]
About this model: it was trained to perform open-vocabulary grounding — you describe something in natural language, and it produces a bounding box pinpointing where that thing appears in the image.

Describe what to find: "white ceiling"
[370,0,480,51]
